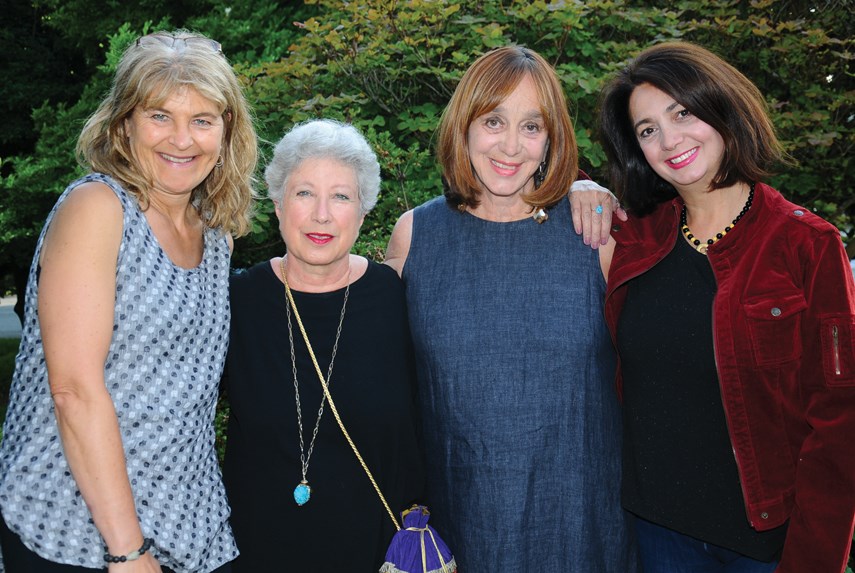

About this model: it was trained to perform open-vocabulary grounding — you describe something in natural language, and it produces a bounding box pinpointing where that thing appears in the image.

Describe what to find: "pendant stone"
[294,482,311,505]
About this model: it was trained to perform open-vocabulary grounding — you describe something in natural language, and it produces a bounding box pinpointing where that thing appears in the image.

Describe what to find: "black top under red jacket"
[605,182,855,573]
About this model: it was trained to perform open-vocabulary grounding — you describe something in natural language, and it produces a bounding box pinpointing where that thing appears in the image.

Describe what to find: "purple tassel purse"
[284,282,456,573]
[380,505,456,573]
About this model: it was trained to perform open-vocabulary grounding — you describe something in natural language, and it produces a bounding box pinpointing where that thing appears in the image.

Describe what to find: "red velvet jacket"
[605,182,855,573]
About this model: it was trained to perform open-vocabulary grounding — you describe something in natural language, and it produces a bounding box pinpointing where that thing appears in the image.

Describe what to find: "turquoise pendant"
[294,481,311,505]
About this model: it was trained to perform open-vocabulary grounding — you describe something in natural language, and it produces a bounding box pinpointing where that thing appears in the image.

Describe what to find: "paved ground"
[0,297,22,339]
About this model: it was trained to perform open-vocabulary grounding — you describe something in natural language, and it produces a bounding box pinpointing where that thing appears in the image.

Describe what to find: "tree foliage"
[215,0,851,266]
[1,0,852,277]
[0,3,853,565]
[0,1,87,158]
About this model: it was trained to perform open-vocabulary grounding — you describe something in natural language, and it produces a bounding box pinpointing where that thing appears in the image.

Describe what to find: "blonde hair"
[77,30,257,236]
[438,45,578,211]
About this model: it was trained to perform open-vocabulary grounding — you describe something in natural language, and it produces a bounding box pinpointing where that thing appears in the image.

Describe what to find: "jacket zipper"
[832,325,841,376]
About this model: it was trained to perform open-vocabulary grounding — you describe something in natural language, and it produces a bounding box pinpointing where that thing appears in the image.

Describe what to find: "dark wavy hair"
[598,41,785,216]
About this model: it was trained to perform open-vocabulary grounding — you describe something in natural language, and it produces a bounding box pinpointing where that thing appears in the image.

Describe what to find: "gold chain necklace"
[280,256,349,506]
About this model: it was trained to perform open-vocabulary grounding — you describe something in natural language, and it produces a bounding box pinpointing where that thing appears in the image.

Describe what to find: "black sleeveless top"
[617,233,787,561]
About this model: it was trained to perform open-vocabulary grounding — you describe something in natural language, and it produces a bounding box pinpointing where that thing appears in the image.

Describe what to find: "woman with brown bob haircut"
[437,46,578,214]
[386,45,638,572]
[596,41,855,572]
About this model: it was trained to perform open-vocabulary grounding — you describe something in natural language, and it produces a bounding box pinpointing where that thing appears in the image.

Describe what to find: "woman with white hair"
[221,119,425,573]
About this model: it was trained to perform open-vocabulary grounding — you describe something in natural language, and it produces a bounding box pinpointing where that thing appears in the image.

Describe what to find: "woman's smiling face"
[467,73,549,201]
[629,82,725,194]
[124,86,224,197]
[275,156,364,273]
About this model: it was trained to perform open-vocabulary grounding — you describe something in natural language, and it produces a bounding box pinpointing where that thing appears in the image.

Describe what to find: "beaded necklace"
[681,182,755,255]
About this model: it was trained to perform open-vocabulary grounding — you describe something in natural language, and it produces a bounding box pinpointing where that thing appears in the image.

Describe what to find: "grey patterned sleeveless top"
[402,196,637,572]
[0,173,237,572]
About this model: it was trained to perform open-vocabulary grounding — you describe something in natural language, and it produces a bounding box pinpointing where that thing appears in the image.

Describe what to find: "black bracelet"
[104,537,154,563]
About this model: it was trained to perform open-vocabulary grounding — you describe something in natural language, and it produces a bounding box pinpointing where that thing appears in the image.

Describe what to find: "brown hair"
[77,30,258,236]
[598,41,786,215]
[438,45,577,211]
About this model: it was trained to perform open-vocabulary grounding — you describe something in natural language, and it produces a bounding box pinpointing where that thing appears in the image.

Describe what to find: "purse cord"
[283,274,402,531]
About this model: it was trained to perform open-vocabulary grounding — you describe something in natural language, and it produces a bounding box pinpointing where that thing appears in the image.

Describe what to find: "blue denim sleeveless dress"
[402,196,637,572]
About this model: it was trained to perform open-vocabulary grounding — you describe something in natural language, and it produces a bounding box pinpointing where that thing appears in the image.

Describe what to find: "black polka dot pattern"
[0,174,238,572]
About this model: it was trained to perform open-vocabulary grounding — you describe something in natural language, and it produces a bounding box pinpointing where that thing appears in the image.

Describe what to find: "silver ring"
[594,205,604,215]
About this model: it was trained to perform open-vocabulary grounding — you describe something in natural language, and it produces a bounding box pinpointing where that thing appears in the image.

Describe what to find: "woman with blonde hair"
[0,30,256,573]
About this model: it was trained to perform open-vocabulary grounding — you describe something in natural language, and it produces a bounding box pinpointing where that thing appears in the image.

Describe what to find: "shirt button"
[771,307,782,317]
[761,512,769,519]
[793,209,804,216]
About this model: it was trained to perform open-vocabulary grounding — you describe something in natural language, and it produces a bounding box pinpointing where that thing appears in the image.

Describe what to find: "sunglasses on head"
[136,33,223,55]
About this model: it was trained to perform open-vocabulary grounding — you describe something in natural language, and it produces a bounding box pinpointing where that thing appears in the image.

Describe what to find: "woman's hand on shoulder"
[568,179,626,249]
[384,209,414,277]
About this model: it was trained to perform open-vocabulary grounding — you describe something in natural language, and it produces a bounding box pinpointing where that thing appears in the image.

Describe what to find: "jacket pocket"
[743,293,807,366]
[821,316,855,386]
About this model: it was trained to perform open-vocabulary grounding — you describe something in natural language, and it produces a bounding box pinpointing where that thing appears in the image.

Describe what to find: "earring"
[533,161,547,188]
[215,155,224,168]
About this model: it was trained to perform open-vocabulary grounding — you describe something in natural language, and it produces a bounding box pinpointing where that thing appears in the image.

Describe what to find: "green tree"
[1,0,852,286]
[230,0,852,264]
[0,0,212,300]
[0,2,852,566]
[0,0,87,159]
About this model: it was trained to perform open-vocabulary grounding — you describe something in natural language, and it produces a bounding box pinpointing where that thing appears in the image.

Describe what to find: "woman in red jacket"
[596,41,855,573]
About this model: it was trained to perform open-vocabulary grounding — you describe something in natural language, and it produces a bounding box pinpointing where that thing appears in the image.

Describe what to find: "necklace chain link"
[281,257,349,489]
